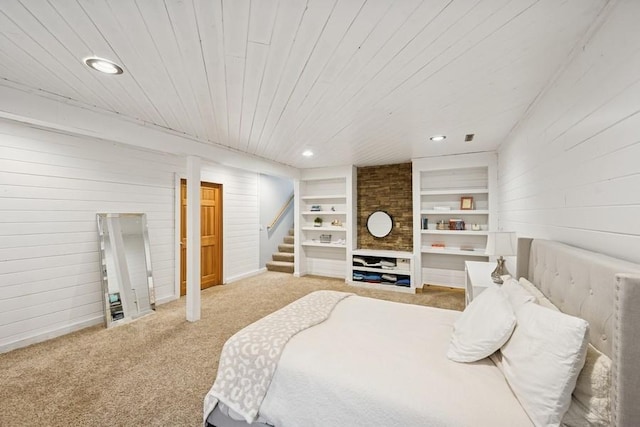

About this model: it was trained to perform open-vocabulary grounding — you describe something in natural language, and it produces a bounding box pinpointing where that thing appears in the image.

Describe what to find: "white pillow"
[501,302,589,427]
[489,278,535,370]
[501,277,536,309]
[447,287,516,363]
[517,279,613,426]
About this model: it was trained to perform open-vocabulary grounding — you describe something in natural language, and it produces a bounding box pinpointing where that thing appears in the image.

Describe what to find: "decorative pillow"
[501,303,589,427]
[447,287,516,363]
[515,278,612,426]
[561,344,612,426]
[501,277,536,309]
[489,278,539,371]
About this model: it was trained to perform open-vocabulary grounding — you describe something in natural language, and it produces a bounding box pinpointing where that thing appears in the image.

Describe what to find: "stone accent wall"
[357,163,412,251]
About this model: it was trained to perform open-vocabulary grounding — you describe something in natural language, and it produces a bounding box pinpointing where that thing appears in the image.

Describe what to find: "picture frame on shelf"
[460,196,474,210]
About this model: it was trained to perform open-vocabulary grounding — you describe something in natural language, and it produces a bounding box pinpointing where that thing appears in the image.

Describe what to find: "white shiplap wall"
[497,1,640,264]
[0,119,264,352]
[0,119,176,352]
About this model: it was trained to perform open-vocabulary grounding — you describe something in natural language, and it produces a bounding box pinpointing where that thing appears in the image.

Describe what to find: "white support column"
[186,156,201,322]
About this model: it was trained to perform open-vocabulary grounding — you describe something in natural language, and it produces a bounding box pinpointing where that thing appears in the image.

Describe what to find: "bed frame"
[516,238,640,426]
[207,238,640,427]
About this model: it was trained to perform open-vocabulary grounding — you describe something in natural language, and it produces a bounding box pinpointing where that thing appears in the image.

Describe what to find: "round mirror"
[367,211,393,238]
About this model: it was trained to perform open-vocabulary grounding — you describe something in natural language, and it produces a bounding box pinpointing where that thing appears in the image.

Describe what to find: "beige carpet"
[0,272,464,427]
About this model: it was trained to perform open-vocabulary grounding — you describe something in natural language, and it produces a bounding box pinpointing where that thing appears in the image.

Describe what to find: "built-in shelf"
[349,249,414,293]
[348,281,415,294]
[413,154,497,289]
[295,167,356,279]
[421,247,489,257]
[421,230,489,235]
[352,265,413,276]
[420,209,490,215]
[301,194,346,200]
[420,188,488,196]
[302,226,347,232]
[302,241,347,248]
[301,211,347,215]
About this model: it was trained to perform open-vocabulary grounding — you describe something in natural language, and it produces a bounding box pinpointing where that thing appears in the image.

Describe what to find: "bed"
[204,239,640,426]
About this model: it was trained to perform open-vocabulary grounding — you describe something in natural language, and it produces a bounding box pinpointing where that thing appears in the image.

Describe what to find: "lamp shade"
[486,232,517,256]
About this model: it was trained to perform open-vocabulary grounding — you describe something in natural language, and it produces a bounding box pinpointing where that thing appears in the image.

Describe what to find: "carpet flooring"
[0,272,464,427]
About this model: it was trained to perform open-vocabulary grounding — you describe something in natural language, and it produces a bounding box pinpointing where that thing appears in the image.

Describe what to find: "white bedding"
[204,291,352,423]
[257,296,533,427]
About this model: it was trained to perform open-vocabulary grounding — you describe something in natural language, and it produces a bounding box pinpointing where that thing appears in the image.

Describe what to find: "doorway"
[180,179,223,296]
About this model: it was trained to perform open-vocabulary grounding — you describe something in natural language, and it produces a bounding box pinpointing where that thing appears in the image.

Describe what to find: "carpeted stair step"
[266,261,294,273]
[278,243,294,253]
[283,235,294,244]
[272,252,294,262]
[288,228,294,236]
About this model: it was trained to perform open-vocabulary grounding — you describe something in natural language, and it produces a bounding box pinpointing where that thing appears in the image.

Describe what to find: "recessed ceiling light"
[84,57,124,75]
[429,135,446,142]
[302,150,314,157]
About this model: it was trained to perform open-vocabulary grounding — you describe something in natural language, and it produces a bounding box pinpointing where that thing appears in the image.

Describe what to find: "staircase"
[266,228,294,273]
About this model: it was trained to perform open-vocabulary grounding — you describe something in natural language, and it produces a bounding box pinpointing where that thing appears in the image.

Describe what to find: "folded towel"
[381,274,397,282]
[395,278,411,287]
[363,273,381,283]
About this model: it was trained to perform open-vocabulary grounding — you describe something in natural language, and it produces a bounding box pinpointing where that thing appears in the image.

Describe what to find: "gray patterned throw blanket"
[203,290,353,424]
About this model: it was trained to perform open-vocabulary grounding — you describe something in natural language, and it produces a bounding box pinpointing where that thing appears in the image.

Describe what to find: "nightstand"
[464,261,498,305]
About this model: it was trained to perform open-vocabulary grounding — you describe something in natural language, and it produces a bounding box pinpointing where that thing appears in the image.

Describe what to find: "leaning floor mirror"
[97,213,156,327]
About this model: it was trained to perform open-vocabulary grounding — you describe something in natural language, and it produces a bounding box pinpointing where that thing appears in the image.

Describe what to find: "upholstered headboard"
[516,238,640,427]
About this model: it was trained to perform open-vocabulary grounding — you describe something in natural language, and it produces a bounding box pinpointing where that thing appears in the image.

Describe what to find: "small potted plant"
[314,217,323,227]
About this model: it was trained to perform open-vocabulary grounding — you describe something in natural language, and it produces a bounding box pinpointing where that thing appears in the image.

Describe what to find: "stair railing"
[267,193,294,231]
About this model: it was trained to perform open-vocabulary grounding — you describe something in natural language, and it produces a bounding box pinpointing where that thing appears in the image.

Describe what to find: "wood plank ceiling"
[0,0,607,169]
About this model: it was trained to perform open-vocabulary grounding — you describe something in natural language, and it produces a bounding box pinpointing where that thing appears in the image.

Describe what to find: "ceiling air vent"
[464,134,475,142]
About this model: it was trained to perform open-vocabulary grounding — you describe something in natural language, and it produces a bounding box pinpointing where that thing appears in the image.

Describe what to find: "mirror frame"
[366,210,394,238]
[97,213,155,327]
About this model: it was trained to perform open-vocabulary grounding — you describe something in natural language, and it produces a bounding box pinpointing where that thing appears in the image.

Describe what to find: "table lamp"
[485,232,517,284]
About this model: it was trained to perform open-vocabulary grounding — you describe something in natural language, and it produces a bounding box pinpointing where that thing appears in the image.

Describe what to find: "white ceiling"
[0,0,608,169]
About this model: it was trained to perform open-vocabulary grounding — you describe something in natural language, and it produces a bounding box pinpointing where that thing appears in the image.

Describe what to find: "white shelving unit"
[412,153,497,288]
[348,249,415,294]
[294,166,356,279]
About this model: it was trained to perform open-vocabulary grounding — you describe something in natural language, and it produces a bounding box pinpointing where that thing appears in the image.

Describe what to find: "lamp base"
[491,256,510,284]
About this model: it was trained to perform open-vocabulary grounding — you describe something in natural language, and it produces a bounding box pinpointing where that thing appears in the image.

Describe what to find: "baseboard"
[155,295,179,305]
[347,280,416,294]
[422,283,465,292]
[1,268,276,353]
[225,268,266,284]
[2,295,180,354]
[0,316,103,354]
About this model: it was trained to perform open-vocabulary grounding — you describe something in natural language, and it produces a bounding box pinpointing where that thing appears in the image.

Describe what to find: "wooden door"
[180,180,223,296]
